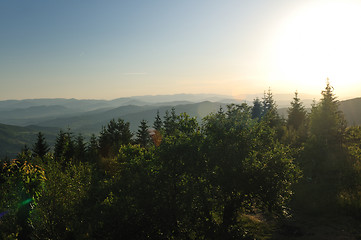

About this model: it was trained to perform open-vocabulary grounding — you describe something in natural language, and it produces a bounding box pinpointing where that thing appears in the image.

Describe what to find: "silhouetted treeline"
[1,82,361,239]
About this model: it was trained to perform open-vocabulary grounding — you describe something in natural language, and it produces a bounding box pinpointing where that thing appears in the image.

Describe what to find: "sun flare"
[268,0,361,97]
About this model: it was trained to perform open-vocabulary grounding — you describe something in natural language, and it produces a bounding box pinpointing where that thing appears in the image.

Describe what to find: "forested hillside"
[0,124,58,157]
[340,98,361,126]
[1,83,361,239]
[0,101,226,157]
[0,93,314,127]
[1,93,361,158]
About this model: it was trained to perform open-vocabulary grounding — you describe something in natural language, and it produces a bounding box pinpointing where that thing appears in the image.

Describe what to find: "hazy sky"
[1,0,361,100]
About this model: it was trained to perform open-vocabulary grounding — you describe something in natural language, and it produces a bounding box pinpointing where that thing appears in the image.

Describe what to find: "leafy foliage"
[0,159,45,239]
[2,83,361,239]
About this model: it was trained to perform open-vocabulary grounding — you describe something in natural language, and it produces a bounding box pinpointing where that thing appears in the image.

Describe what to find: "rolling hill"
[1,94,361,158]
[0,123,59,158]
[77,101,226,133]
[340,98,361,126]
[0,101,225,157]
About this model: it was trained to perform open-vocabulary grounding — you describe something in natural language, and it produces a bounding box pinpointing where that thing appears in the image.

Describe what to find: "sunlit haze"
[1,0,360,100]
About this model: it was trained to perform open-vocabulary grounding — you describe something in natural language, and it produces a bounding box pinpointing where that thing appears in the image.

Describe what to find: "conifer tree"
[54,129,74,162]
[74,134,86,162]
[87,134,99,155]
[32,132,50,159]
[310,79,346,145]
[164,108,177,136]
[262,88,276,115]
[136,119,151,148]
[153,110,163,131]
[54,130,65,161]
[262,88,282,129]
[287,91,307,130]
[87,134,99,163]
[99,118,133,157]
[300,80,348,210]
[251,98,263,120]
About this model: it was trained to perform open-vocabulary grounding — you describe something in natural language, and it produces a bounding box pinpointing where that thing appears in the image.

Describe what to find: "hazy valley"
[1,93,360,157]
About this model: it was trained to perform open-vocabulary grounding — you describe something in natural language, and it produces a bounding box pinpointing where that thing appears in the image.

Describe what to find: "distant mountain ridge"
[0,93,360,157]
[339,98,361,126]
[0,101,226,157]
[0,92,317,109]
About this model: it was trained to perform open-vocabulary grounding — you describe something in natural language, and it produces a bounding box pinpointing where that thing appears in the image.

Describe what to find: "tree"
[136,119,151,148]
[202,104,299,237]
[287,91,307,130]
[32,132,50,159]
[262,88,276,115]
[87,134,99,162]
[251,97,263,120]
[29,160,92,239]
[99,118,133,157]
[0,159,45,239]
[285,91,308,146]
[309,80,346,145]
[153,110,163,131]
[163,108,177,136]
[54,130,66,161]
[98,144,160,239]
[17,145,32,163]
[154,112,206,238]
[299,80,348,212]
[262,88,282,128]
[74,134,87,163]
[340,126,361,217]
[54,129,75,163]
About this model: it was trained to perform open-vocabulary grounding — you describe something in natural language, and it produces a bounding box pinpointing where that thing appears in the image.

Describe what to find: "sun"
[267,0,361,98]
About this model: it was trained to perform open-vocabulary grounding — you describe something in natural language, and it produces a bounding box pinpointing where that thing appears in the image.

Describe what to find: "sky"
[1,0,361,100]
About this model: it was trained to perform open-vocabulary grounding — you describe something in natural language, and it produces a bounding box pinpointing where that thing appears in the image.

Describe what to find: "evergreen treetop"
[287,91,307,130]
[136,119,151,148]
[310,79,346,145]
[32,132,50,159]
[153,110,163,131]
[251,97,263,120]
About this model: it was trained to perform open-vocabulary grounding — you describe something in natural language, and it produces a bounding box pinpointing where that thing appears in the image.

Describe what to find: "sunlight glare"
[268,1,361,97]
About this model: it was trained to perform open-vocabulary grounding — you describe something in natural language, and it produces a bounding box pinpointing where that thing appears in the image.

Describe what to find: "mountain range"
[0,93,359,157]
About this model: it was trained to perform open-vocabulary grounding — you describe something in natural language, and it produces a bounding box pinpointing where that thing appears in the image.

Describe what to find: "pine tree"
[22,144,30,152]
[301,80,348,210]
[54,129,74,162]
[74,134,87,162]
[54,130,65,161]
[99,118,133,157]
[251,98,263,120]
[164,108,177,136]
[287,91,307,130]
[136,119,151,147]
[87,134,99,163]
[87,134,99,155]
[153,110,163,131]
[262,88,277,115]
[262,88,282,128]
[32,132,50,159]
[310,79,346,145]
